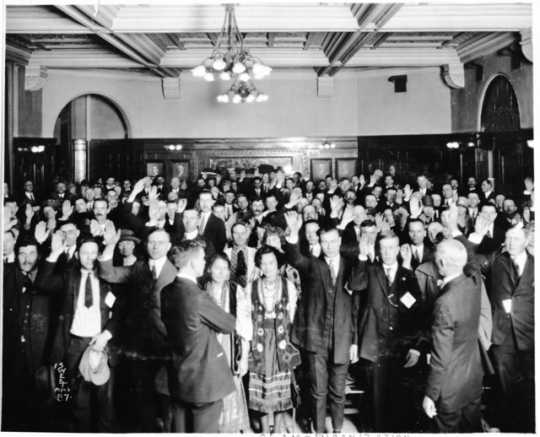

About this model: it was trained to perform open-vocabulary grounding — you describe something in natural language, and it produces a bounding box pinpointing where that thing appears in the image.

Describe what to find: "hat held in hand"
[79,346,110,386]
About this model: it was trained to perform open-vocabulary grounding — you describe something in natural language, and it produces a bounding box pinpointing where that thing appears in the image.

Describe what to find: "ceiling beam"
[110,4,359,33]
[319,3,403,77]
[160,48,329,68]
[457,32,518,63]
[56,5,177,78]
[380,3,531,32]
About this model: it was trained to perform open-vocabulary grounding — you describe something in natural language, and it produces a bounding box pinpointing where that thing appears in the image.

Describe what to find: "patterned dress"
[247,276,300,413]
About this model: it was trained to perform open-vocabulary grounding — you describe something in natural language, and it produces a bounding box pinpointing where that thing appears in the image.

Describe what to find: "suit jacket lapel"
[515,254,533,293]
[154,260,176,293]
[375,265,389,295]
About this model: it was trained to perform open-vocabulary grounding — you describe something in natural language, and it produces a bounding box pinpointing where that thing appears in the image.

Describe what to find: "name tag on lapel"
[400,292,416,309]
[105,292,116,308]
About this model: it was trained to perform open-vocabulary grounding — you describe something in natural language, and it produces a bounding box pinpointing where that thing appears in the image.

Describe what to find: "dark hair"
[203,252,232,286]
[15,235,39,253]
[360,219,376,228]
[376,230,399,249]
[169,240,205,270]
[254,245,284,269]
[77,237,100,251]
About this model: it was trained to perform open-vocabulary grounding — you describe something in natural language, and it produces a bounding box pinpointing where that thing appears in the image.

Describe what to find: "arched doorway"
[479,75,532,195]
[53,94,129,181]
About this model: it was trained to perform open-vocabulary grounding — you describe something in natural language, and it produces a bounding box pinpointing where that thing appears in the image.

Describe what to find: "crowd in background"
[2,165,535,433]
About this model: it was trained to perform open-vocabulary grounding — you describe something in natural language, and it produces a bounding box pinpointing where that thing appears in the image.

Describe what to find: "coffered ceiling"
[6,3,533,88]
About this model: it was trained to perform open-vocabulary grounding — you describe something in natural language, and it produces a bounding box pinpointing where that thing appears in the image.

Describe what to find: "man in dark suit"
[423,239,483,432]
[480,179,496,205]
[2,237,52,431]
[357,232,424,432]
[162,240,236,433]
[405,219,434,270]
[37,236,118,432]
[284,211,364,433]
[98,227,177,432]
[467,203,505,255]
[489,226,534,432]
[198,190,227,253]
[164,198,185,244]
[18,180,39,205]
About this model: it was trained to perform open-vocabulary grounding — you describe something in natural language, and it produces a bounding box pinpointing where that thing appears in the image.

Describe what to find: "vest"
[248,277,300,373]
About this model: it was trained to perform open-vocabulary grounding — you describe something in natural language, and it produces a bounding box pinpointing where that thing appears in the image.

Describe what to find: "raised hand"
[330,196,344,214]
[61,200,73,219]
[34,221,50,244]
[50,230,66,255]
[103,223,120,247]
[89,219,102,237]
[284,210,302,236]
[474,213,489,236]
[24,203,34,221]
[358,234,370,258]
[132,177,150,194]
[359,174,366,186]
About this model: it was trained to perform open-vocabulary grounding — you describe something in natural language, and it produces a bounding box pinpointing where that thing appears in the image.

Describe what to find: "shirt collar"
[177,271,198,285]
[441,272,461,289]
[149,256,167,271]
[184,229,199,240]
[510,251,528,272]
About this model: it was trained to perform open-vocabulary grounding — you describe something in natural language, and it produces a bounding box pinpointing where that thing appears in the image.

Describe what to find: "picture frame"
[171,160,190,180]
[311,158,332,181]
[336,158,357,179]
[146,161,164,177]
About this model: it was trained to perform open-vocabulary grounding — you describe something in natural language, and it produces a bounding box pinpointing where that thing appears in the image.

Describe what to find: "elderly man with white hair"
[489,226,534,432]
[423,239,484,432]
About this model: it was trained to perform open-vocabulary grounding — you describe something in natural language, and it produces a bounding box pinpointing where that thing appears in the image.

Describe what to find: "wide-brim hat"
[118,229,141,245]
[79,346,110,386]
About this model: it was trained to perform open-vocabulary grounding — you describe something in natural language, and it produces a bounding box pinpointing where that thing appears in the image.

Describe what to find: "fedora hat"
[118,229,141,245]
[79,346,110,386]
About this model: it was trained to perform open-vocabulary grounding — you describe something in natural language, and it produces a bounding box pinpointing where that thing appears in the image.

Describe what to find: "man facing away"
[423,239,483,432]
[161,240,236,433]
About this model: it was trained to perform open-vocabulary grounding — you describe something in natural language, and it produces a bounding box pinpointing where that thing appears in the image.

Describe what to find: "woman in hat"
[114,229,141,266]
[246,245,300,433]
[202,253,251,433]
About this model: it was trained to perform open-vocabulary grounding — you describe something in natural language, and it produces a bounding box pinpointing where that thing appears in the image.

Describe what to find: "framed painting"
[336,158,357,179]
[171,160,190,180]
[146,161,164,177]
[311,158,332,181]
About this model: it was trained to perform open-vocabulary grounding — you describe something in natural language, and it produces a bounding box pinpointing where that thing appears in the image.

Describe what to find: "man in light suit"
[162,240,236,433]
[489,226,534,432]
[423,239,483,432]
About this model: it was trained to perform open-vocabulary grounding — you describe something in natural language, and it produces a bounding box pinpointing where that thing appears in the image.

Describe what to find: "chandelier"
[191,4,271,103]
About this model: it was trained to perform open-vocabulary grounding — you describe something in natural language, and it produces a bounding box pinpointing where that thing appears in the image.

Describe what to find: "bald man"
[423,239,483,432]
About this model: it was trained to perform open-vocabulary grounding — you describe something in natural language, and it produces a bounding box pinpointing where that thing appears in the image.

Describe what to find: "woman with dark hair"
[246,245,300,433]
[202,253,251,433]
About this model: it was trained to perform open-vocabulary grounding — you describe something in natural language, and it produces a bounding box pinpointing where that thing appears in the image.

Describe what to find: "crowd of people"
[2,166,535,433]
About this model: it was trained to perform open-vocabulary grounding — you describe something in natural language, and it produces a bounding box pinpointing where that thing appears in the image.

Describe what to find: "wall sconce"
[446,141,460,149]
[17,145,46,153]
[164,144,183,151]
[319,141,336,150]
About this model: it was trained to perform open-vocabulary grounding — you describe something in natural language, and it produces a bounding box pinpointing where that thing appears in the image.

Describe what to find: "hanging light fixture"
[217,78,268,104]
[192,4,271,102]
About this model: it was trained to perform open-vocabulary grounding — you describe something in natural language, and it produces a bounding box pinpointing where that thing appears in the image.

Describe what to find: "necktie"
[199,214,207,234]
[413,247,420,264]
[236,249,247,286]
[328,259,337,285]
[84,272,93,308]
[512,259,521,279]
[384,266,392,285]
[150,262,158,280]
